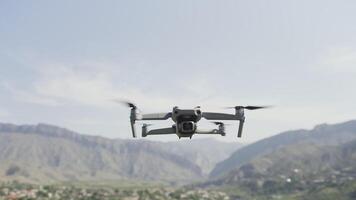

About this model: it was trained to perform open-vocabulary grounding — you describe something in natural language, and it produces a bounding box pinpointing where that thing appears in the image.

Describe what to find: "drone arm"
[202,112,239,120]
[196,129,225,136]
[144,127,176,137]
[140,112,172,120]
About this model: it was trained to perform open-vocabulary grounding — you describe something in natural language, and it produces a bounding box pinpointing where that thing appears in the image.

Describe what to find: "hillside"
[210,120,356,178]
[199,121,356,200]
[200,139,356,199]
[0,123,240,184]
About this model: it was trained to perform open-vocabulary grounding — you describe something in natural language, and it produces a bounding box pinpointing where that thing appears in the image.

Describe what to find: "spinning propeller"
[225,105,270,110]
[210,121,232,126]
[113,100,138,138]
[212,121,224,126]
[224,105,271,137]
[113,100,137,109]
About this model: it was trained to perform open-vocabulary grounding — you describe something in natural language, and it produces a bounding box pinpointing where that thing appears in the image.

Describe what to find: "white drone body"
[123,102,267,139]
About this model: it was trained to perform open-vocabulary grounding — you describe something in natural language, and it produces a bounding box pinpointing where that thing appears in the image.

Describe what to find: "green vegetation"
[215,179,356,200]
[2,180,355,200]
[0,182,230,200]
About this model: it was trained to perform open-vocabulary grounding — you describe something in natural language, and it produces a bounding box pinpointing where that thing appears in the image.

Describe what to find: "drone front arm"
[139,112,172,120]
[196,129,225,136]
[202,112,239,120]
[144,127,176,137]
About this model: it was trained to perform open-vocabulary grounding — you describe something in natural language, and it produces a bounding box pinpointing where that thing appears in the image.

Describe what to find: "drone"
[121,101,268,139]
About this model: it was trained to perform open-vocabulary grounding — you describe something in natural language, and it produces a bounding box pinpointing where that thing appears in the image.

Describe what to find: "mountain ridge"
[210,120,356,178]
[0,122,241,184]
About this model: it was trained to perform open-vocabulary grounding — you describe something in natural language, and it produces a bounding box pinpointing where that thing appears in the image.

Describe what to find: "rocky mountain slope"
[212,139,356,185]
[201,139,356,200]
[0,123,241,184]
[200,120,356,200]
[210,120,356,178]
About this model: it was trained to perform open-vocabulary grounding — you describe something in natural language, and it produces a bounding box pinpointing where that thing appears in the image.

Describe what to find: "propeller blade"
[244,106,270,110]
[112,99,137,109]
[224,105,271,110]
[210,121,232,126]
[211,121,224,125]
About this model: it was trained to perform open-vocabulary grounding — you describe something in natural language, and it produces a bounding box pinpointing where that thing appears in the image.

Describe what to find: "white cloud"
[34,66,118,107]
[1,81,60,106]
[25,62,217,111]
[6,60,214,111]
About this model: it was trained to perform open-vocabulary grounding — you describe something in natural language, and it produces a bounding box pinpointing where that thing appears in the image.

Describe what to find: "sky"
[1,0,356,143]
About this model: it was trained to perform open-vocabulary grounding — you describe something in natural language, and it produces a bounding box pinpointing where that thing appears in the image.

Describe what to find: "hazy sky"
[1,0,356,143]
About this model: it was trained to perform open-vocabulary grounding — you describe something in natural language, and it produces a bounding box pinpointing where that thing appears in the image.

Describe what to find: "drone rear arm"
[139,112,172,120]
[143,126,176,137]
[202,112,239,120]
[196,129,225,136]
[202,112,246,138]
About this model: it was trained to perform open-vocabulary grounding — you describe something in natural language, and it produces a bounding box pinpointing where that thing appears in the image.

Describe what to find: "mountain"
[199,120,356,199]
[215,140,356,185]
[210,120,356,178]
[0,122,240,184]
[202,139,356,199]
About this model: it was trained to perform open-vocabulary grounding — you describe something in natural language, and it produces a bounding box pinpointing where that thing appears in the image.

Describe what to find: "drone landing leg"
[238,119,245,138]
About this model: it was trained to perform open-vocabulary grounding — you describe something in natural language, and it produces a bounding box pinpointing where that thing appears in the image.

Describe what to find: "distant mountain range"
[0,123,242,184]
[202,120,356,199]
[210,120,356,178]
[2,118,356,196]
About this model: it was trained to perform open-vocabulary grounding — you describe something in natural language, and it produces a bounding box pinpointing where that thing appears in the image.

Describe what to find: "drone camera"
[181,121,195,133]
